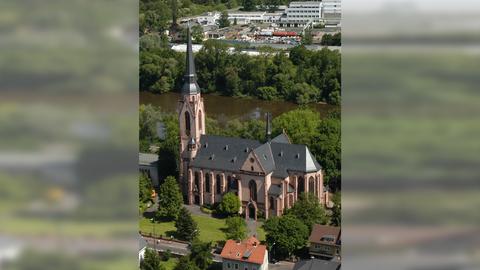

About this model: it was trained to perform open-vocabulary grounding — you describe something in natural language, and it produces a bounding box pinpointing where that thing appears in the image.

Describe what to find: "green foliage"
[263,215,309,259]
[140,173,153,212]
[302,29,313,45]
[218,11,231,28]
[286,193,328,231]
[189,240,213,270]
[156,176,183,220]
[175,207,199,242]
[224,216,247,240]
[140,33,168,50]
[161,249,172,261]
[140,49,184,93]
[139,104,180,179]
[311,112,341,187]
[181,25,204,44]
[330,192,341,226]
[242,0,257,11]
[272,108,320,146]
[321,33,341,46]
[173,256,200,270]
[141,248,165,270]
[217,192,241,216]
[255,86,278,100]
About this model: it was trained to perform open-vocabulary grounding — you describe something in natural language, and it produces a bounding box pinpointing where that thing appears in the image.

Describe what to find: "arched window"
[194,172,200,191]
[185,111,191,136]
[198,110,203,130]
[249,180,257,202]
[227,175,237,190]
[309,176,315,194]
[205,173,211,193]
[298,177,305,194]
[269,196,275,210]
[216,175,222,194]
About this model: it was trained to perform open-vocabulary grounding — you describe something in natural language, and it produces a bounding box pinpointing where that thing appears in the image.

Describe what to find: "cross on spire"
[181,24,200,95]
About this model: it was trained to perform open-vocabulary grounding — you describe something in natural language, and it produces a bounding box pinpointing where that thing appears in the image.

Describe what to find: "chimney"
[265,112,272,141]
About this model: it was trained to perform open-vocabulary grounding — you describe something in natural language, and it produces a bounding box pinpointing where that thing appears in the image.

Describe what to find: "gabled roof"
[190,135,261,171]
[220,237,266,265]
[271,131,291,144]
[309,224,341,246]
[190,133,321,176]
[270,142,321,178]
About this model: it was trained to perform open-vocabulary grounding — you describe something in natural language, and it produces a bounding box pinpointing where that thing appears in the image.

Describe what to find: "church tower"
[178,26,205,190]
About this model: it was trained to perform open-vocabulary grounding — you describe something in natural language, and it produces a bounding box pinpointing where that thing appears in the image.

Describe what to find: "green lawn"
[139,214,265,243]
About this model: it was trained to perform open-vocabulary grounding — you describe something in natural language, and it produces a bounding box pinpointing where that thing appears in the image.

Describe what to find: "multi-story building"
[220,237,268,270]
[228,12,267,25]
[308,224,341,260]
[178,27,326,220]
[322,0,341,26]
[280,1,323,27]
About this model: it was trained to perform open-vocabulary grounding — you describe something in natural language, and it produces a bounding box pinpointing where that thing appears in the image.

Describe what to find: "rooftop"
[139,153,158,165]
[220,237,267,265]
[293,258,340,270]
[309,224,341,245]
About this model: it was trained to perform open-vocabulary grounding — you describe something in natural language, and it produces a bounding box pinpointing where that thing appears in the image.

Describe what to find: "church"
[177,27,325,220]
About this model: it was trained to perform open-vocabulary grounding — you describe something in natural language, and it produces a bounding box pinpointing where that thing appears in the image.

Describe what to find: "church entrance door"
[248,204,256,220]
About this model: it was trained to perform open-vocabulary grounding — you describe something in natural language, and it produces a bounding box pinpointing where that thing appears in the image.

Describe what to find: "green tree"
[156,176,183,220]
[140,248,165,270]
[174,256,200,270]
[286,193,328,230]
[263,215,309,259]
[218,11,230,28]
[217,192,241,216]
[139,173,153,212]
[302,29,313,45]
[330,192,341,226]
[311,113,341,187]
[255,86,278,100]
[175,207,199,241]
[189,240,213,270]
[242,0,256,11]
[224,216,247,240]
[272,108,320,146]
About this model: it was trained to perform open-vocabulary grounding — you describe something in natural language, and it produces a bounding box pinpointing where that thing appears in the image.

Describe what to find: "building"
[293,258,340,270]
[322,0,341,26]
[280,1,323,27]
[220,237,268,270]
[178,27,325,220]
[139,153,160,187]
[228,11,267,25]
[308,224,341,260]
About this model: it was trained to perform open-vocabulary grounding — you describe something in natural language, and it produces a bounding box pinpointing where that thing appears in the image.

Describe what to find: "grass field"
[139,214,266,243]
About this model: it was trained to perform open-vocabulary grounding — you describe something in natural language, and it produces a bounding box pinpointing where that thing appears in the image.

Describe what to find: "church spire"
[182,25,200,95]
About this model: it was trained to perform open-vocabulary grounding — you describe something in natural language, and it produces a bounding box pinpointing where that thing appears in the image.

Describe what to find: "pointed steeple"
[182,25,200,95]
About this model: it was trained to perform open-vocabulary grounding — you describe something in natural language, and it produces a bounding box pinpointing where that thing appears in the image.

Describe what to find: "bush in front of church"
[216,192,241,217]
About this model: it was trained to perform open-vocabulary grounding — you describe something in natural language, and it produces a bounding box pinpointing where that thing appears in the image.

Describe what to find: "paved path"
[184,204,210,217]
[246,218,258,238]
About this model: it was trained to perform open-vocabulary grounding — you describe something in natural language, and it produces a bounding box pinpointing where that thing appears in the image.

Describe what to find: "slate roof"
[190,133,321,177]
[190,135,261,171]
[271,132,291,144]
[268,184,282,196]
[293,259,340,270]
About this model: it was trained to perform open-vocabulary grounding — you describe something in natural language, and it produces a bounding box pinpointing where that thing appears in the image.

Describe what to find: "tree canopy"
[263,214,309,259]
[139,173,153,212]
[189,240,213,270]
[217,192,241,216]
[285,192,328,231]
[156,176,184,220]
[224,216,247,240]
[175,207,199,241]
[140,248,165,270]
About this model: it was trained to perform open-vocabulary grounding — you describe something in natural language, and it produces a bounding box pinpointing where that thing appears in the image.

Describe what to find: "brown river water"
[140,92,337,122]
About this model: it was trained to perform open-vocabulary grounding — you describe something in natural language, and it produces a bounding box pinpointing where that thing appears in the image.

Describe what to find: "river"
[140,91,337,122]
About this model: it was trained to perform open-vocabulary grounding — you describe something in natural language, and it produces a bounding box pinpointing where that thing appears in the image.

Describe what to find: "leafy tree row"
[141,42,341,105]
[321,33,341,46]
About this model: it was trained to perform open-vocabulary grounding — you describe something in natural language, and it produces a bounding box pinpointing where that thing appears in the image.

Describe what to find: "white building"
[322,0,341,25]
[280,1,323,27]
[228,11,266,25]
[196,12,221,26]
[220,237,268,270]
[139,153,160,187]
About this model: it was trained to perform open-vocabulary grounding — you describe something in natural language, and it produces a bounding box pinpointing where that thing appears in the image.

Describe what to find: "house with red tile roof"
[220,236,269,270]
[308,224,341,260]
